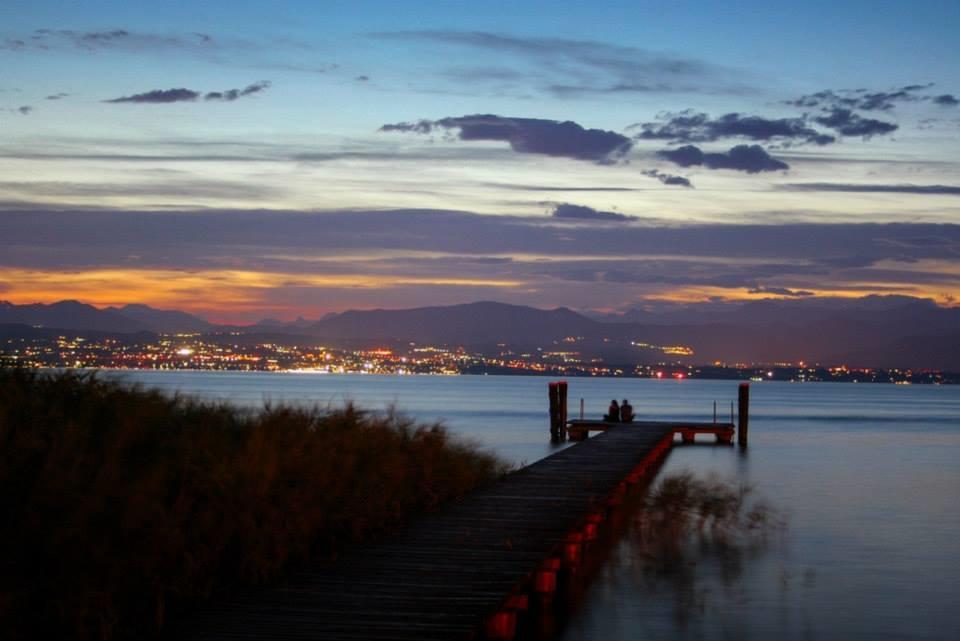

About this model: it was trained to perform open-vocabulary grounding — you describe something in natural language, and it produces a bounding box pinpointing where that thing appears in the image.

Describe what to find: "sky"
[1,0,959,322]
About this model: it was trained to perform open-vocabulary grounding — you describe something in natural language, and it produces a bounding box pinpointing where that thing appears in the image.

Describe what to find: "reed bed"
[0,368,508,639]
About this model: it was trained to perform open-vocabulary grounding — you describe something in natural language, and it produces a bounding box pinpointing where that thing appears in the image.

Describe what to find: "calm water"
[107,371,960,641]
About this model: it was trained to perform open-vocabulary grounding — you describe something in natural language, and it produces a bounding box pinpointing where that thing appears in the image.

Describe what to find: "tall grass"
[0,368,509,639]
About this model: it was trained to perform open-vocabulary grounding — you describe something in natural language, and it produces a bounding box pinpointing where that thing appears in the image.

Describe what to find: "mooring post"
[548,382,560,436]
[730,401,734,424]
[713,400,717,424]
[558,381,568,428]
[738,383,750,446]
[579,397,584,420]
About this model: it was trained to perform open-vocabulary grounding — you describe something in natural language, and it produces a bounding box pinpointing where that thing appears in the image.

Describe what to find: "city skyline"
[2,1,959,322]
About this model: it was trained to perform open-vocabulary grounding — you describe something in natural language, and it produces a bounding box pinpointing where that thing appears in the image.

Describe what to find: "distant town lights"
[176,347,194,356]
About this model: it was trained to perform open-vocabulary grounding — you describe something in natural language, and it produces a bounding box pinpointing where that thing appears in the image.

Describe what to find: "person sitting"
[620,399,635,423]
[604,399,620,422]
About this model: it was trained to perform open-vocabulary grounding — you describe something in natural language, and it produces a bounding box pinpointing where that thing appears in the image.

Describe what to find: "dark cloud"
[782,183,960,196]
[204,80,271,101]
[380,114,632,164]
[747,285,815,297]
[355,75,370,82]
[813,108,898,138]
[934,94,959,106]
[380,121,433,134]
[641,169,693,188]
[104,88,200,104]
[17,106,32,115]
[552,203,631,222]
[45,93,69,100]
[634,111,834,146]
[786,84,934,111]
[657,144,788,173]
[105,82,270,104]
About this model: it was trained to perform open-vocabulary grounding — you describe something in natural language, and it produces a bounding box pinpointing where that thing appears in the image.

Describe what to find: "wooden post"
[558,381,568,428]
[713,400,717,424]
[738,383,750,446]
[548,382,560,436]
[579,398,584,420]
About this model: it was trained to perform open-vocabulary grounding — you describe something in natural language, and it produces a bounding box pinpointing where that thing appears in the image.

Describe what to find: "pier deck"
[170,424,676,640]
[566,419,735,444]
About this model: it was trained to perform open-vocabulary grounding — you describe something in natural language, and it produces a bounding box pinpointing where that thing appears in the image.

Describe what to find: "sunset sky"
[2,0,959,322]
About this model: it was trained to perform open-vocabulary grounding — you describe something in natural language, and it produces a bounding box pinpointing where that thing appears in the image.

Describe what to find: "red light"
[675,372,684,380]
[656,371,663,379]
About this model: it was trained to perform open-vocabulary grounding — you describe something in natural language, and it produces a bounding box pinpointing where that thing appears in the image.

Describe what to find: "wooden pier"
[169,424,676,640]
[171,384,750,640]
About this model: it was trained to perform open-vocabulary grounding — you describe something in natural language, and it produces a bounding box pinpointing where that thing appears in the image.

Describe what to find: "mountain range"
[1,297,958,369]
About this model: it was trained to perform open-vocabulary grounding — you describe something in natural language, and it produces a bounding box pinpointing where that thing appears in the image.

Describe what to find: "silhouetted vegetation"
[0,368,509,639]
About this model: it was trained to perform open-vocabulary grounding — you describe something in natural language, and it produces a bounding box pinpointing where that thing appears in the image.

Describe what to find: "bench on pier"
[566,419,735,444]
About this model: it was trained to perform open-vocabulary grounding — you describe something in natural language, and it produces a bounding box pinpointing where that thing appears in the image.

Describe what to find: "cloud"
[551,203,631,222]
[355,75,370,82]
[17,106,32,115]
[781,183,960,196]
[786,84,934,111]
[934,94,959,106]
[380,114,632,164]
[45,93,69,100]
[204,80,271,101]
[641,169,693,188]
[657,144,788,173]
[812,108,898,138]
[3,28,216,53]
[634,111,834,146]
[0,178,282,202]
[480,182,639,192]
[104,88,200,104]
[2,208,958,314]
[370,30,747,97]
[747,285,815,297]
[105,82,270,104]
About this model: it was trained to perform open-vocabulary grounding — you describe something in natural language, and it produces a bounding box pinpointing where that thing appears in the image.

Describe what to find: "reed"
[0,368,509,639]
[633,471,783,572]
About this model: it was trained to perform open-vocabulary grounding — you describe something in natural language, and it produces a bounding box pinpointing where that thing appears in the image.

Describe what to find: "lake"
[106,371,960,641]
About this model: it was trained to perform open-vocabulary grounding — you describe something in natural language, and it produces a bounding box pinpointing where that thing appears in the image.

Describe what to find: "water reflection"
[558,471,787,641]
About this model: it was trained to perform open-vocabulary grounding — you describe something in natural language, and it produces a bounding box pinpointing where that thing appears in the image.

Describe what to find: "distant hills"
[1,297,958,369]
[301,302,600,345]
[0,300,208,334]
[104,303,212,333]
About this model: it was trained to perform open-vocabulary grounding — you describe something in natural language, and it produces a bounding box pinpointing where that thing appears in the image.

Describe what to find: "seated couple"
[604,399,634,423]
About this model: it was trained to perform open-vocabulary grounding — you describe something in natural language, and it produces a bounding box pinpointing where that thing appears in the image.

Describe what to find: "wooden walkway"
[169,425,676,641]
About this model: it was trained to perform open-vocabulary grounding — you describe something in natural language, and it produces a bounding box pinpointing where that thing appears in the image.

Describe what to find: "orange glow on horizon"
[1,265,956,323]
[0,267,526,319]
